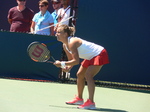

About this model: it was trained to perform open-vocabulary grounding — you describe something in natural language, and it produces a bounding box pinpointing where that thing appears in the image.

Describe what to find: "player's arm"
[54,38,80,68]
[59,42,79,72]
[63,44,72,61]
[61,44,74,72]
[64,39,80,66]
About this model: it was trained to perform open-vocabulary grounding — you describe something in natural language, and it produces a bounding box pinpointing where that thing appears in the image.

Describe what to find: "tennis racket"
[27,41,56,63]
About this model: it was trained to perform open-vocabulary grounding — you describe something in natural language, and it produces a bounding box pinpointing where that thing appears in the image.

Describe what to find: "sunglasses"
[18,0,26,1]
[39,5,45,7]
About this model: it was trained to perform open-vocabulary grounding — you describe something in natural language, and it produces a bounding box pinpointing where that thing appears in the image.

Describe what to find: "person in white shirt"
[56,0,75,27]
[54,24,109,110]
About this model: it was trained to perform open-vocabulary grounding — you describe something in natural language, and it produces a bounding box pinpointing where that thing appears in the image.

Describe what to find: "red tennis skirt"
[81,49,109,68]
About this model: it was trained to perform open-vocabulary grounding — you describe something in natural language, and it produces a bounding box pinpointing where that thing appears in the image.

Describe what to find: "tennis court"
[0,78,150,112]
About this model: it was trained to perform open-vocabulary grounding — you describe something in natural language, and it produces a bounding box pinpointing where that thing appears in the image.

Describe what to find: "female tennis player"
[53,24,109,110]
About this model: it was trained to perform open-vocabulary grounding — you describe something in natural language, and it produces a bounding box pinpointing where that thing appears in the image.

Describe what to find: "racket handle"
[51,56,56,62]
[47,61,54,63]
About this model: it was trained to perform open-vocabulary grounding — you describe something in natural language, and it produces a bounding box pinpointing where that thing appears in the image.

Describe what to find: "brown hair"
[39,0,49,6]
[59,24,75,36]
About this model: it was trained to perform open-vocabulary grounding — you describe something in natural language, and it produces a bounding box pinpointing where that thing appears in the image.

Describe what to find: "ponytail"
[58,24,76,36]
[69,27,75,36]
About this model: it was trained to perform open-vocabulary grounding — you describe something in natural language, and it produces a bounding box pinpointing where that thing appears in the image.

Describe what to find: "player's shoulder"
[70,37,81,44]
[69,37,82,48]
[71,37,81,40]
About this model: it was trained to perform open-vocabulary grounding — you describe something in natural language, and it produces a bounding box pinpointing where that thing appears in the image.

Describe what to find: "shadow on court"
[94,108,127,112]
[49,105,127,112]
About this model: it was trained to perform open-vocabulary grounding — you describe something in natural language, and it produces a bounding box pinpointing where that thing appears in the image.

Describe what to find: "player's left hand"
[53,60,61,68]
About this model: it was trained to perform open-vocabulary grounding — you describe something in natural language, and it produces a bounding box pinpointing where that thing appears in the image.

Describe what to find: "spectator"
[57,0,75,26]
[51,0,61,25]
[30,0,54,36]
[7,0,34,33]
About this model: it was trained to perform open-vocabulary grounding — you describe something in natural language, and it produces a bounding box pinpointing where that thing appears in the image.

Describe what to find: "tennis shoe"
[77,99,96,110]
[66,96,83,105]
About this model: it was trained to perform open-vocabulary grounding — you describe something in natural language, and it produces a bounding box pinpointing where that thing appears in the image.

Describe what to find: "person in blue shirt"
[30,0,54,36]
[51,0,62,26]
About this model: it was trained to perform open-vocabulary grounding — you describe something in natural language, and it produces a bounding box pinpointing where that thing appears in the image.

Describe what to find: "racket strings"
[37,50,50,62]
[28,43,51,62]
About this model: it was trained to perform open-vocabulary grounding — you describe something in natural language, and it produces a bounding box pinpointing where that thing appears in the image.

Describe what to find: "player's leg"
[78,65,103,109]
[76,65,87,99]
[85,65,103,102]
[65,65,87,105]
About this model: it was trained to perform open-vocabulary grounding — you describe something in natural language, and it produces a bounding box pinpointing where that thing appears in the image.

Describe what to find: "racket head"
[27,41,50,62]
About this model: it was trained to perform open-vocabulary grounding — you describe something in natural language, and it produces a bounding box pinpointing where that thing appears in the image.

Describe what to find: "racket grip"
[47,61,54,63]
[51,56,56,62]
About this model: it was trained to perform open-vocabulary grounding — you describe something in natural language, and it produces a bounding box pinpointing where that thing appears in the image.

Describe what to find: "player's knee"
[85,74,93,81]
[76,73,84,79]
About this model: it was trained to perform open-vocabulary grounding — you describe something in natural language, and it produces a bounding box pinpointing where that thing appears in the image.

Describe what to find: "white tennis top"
[65,37,104,60]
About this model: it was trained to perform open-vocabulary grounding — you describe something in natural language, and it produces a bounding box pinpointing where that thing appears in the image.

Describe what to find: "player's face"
[55,27,67,42]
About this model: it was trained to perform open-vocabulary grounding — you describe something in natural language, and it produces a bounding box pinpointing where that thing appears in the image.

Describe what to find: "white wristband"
[60,61,66,68]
